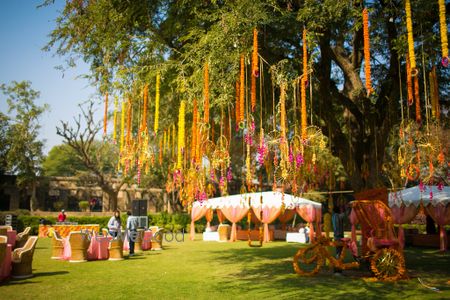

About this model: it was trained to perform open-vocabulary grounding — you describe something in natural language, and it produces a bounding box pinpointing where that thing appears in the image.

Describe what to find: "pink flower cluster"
[257,143,267,166]
[227,167,233,181]
[295,154,304,168]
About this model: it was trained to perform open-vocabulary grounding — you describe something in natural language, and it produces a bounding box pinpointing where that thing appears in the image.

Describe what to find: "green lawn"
[1,236,449,299]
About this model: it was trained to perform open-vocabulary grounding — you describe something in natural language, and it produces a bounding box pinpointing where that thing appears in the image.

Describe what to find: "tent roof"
[388,185,450,207]
[193,191,322,209]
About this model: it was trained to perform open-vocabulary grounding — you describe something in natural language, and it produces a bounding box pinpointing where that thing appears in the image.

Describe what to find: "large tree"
[44,0,449,192]
[0,81,48,210]
[56,101,133,211]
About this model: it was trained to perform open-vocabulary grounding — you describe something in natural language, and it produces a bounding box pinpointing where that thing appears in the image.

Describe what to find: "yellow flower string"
[113,96,118,142]
[142,84,148,133]
[126,97,132,146]
[438,0,448,66]
[103,92,108,136]
[406,54,414,106]
[240,54,245,125]
[251,28,258,112]
[159,137,163,165]
[177,100,186,169]
[203,63,209,124]
[191,99,198,164]
[301,29,308,140]
[172,124,176,158]
[363,8,373,95]
[154,73,160,134]
[405,0,417,74]
[120,100,125,152]
[163,129,167,157]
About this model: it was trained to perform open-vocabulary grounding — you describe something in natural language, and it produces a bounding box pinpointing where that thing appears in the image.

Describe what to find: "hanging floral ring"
[410,67,418,77]
[406,164,420,181]
[442,57,449,67]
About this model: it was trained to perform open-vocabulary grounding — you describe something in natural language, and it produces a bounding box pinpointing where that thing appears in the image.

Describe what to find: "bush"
[78,201,90,212]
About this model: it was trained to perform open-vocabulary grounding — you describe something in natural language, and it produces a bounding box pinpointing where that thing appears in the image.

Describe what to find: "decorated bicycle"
[293,200,406,281]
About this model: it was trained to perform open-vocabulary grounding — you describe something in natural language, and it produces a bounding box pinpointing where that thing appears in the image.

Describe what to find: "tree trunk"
[30,180,37,211]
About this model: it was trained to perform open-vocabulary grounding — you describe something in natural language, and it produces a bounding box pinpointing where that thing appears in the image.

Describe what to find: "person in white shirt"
[126,211,138,256]
[107,210,122,237]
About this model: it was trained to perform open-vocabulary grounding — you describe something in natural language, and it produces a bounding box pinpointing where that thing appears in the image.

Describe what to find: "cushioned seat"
[0,236,7,266]
[68,232,90,262]
[11,236,38,279]
[149,227,163,250]
[16,227,31,248]
[218,224,230,242]
[51,231,64,259]
[108,237,124,260]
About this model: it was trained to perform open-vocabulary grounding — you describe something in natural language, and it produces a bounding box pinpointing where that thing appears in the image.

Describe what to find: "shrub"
[78,201,90,212]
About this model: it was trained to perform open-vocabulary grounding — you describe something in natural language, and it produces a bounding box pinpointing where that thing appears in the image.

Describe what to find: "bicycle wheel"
[293,246,324,276]
[370,248,406,281]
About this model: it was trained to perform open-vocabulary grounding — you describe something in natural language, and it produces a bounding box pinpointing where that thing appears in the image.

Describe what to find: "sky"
[0,0,99,154]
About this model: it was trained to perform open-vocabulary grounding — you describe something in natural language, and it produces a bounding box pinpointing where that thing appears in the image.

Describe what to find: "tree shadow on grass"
[206,243,450,299]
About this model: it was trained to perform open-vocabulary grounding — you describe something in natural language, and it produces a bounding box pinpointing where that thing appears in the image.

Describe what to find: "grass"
[1,235,449,300]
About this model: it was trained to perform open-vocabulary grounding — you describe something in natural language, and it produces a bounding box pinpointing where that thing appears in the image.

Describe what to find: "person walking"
[57,209,66,222]
[126,211,138,256]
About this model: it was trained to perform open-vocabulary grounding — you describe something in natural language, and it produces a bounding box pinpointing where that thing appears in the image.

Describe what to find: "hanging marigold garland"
[235,80,240,127]
[191,99,198,165]
[177,100,186,170]
[239,54,245,127]
[429,66,440,120]
[126,97,132,146]
[203,62,210,124]
[362,8,373,95]
[163,129,167,157]
[251,28,258,112]
[113,96,118,142]
[438,0,448,67]
[301,30,308,141]
[414,76,421,124]
[154,73,160,134]
[103,92,108,136]
[406,54,414,106]
[120,100,125,152]
[405,0,417,76]
[142,84,148,134]
[159,137,163,165]
[303,28,308,84]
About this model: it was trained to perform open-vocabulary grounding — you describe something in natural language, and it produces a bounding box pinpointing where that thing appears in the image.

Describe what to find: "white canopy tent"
[190,191,322,242]
[388,185,450,251]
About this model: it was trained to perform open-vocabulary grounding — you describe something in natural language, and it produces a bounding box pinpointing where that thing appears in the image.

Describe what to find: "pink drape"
[216,209,226,223]
[425,204,450,251]
[205,209,214,229]
[253,206,282,242]
[296,205,322,242]
[190,205,209,240]
[220,206,249,242]
[390,205,419,250]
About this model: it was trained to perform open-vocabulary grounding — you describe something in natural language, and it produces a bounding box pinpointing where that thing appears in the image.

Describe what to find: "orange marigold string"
[103,92,108,136]
[191,99,198,164]
[235,80,240,125]
[203,63,209,124]
[251,28,258,112]
[301,77,307,140]
[239,54,245,126]
[406,54,414,106]
[414,76,421,124]
[362,8,373,95]
[303,28,308,84]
